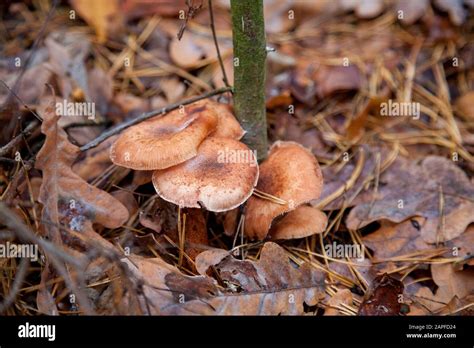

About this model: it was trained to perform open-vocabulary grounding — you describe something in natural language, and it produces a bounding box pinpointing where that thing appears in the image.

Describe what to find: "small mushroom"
[110,102,218,170]
[244,141,325,240]
[152,137,259,212]
[269,205,327,240]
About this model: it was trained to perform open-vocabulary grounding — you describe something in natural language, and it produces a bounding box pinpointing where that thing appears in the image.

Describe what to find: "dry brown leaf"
[195,248,230,275]
[413,264,474,312]
[363,219,474,265]
[70,0,124,43]
[212,56,234,89]
[87,67,113,115]
[346,156,474,243]
[44,34,90,99]
[118,242,325,315]
[111,190,139,217]
[433,0,468,25]
[72,136,117,182]
[169,32,217,69]
[363,218,432,259]
[346,94,389,141]
[358,273,404,316]
[316,65,362,98]
[264,0,295,34]
[16,63,52,105]
[120,0,186,20]
[438,294,474,315]
[339,0,385,19]
[113,92,150,116]
[395,0,429,25]
[35,98,129,314]
[324,288,354,315]
[139,211,162,234]
[159,77,186,103]
[431,264,474,301]
[36,98,129,245]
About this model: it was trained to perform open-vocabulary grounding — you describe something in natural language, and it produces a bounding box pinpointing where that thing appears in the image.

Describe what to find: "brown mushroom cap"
[269,205,327,240]
[188,99,245,140]
[244,141,323,240]
[152,137,259,212]
[210,102,245,140]
[110,102,218,170]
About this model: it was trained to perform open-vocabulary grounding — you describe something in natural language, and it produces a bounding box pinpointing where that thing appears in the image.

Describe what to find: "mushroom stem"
[230,0,268,161]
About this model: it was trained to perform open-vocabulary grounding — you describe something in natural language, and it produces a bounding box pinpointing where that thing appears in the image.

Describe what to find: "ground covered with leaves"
[0,0,473,316]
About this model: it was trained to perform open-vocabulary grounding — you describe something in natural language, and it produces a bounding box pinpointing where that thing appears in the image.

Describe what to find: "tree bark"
[230,0,268,161]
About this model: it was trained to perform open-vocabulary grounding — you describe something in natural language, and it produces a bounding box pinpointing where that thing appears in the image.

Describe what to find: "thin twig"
[208,0,230,88]
[64,121,110,130]
[80,86,232,151]
[177,0,203,40]
[0,120,39,157]
[0,80,42,121]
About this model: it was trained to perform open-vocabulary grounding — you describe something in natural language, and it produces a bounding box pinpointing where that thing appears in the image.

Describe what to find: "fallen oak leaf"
[346,156,474,243]
[118,242,325,315]
[195,248,230,276]
[431,263,474,303]
[289,62,362,104]
[438,294,474,315]
[36,98,129,246]
[194,242,326,309]
[362,218,433,260]
[34,102,129,314]
[363,219,474,266]
[411,263,474,313]
[35,100,123,311]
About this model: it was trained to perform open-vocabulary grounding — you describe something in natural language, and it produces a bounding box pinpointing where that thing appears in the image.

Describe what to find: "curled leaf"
[117,242,325,315]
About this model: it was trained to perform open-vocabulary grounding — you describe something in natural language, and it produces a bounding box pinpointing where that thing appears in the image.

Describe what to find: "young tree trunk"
[230,0,268,161]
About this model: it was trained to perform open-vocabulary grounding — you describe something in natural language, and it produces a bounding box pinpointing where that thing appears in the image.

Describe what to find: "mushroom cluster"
[244,141,327,240]
[110,100,259,212]
[110,101,327,241]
